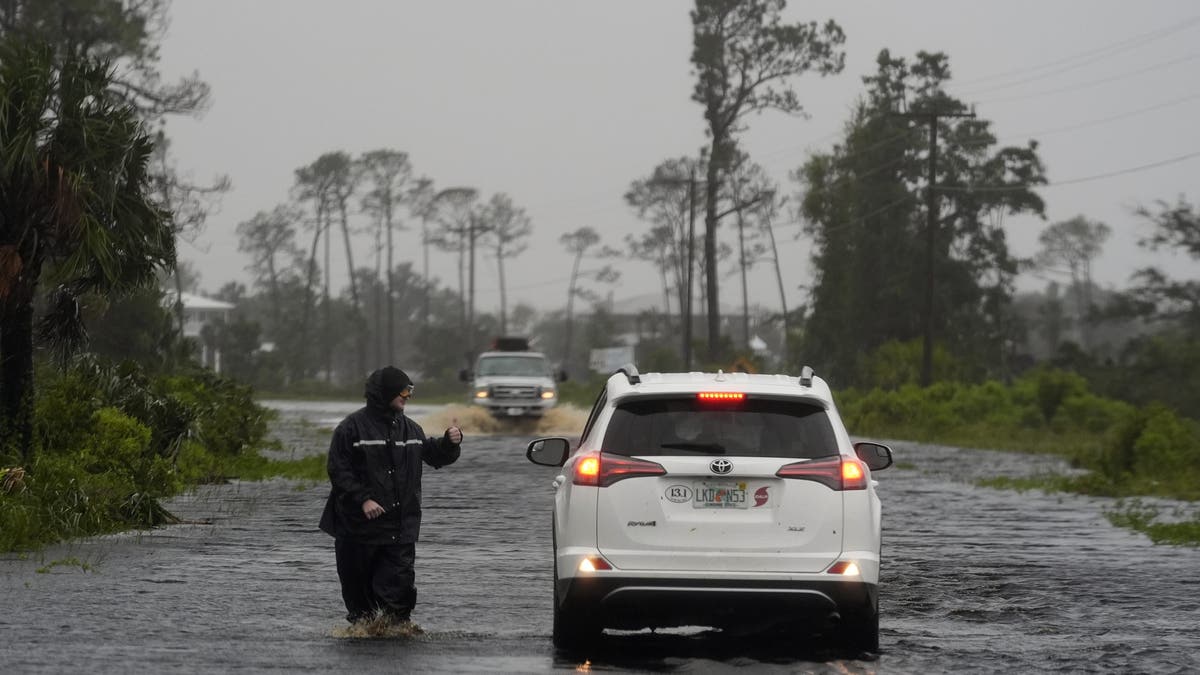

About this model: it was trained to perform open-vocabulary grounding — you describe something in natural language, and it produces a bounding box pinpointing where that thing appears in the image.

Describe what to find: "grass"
[224,452,327,482]
[36,557,95,574]
[1105,500,1200,547]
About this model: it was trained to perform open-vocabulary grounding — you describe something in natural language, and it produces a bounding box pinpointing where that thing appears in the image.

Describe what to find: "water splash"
[412,404,586,438]
[331,616,426,639]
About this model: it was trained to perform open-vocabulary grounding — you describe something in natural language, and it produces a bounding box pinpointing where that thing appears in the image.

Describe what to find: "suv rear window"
[602,397,839,459]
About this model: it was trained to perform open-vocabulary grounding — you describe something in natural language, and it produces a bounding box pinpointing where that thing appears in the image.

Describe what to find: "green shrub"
[4,356,277,552]
[162,369,273,458]
[1056,393,1132,434]
[1031,368,1089,424]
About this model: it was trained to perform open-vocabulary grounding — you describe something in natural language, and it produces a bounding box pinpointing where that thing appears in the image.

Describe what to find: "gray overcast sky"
[157,0,1200,314]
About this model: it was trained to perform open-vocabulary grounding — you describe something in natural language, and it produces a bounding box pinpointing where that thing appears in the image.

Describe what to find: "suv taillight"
[573,452,666,487]
[776,456,868,491]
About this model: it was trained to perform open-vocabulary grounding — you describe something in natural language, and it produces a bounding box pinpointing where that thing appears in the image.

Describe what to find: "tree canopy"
[795,50,1046,385]
[0,38,173,462]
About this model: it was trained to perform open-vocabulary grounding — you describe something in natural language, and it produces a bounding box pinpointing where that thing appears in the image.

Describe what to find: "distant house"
[595,292,778,364]
[176,292,234,372]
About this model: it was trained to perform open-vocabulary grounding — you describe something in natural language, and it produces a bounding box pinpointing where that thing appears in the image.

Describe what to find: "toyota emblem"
[709,459,733,475]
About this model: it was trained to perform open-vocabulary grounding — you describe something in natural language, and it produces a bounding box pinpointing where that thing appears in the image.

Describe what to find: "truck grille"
[491,385,539,401]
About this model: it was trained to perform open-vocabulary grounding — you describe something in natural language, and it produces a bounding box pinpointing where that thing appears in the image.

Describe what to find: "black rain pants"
[334,538,417,623]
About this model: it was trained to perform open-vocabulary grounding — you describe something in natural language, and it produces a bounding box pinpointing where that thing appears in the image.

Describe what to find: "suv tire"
[839,602,879,654]
[551,565,599,652]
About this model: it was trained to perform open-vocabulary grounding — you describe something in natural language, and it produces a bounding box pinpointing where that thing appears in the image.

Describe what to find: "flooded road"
[2,400,1198,673]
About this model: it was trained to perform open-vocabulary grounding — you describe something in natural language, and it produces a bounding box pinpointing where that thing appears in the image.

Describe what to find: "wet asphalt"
[1,400,1198,674]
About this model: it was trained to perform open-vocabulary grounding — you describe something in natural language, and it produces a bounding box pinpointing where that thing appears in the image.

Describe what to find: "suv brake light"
[776,456,868,490]
[573,452,666,487]
[697,392,745,402]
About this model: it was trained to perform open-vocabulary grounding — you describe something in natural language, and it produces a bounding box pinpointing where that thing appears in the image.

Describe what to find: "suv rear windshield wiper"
[660,442,726,454]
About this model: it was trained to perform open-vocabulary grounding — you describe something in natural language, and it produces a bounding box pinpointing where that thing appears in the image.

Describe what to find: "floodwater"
[2,400,1198,673]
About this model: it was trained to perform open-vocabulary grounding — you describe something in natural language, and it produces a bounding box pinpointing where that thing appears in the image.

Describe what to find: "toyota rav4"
[526,365,893,653]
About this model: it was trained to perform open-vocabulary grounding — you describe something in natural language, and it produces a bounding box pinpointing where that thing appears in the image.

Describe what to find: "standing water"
[1,400,1197,673]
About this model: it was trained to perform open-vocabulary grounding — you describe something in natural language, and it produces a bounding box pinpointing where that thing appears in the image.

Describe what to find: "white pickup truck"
[460,339,567,419]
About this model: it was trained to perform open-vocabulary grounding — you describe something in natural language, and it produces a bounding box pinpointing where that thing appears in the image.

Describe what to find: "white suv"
[526,365,893,653]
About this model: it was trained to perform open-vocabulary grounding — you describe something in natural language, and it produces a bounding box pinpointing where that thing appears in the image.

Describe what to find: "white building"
[176,292,234,372]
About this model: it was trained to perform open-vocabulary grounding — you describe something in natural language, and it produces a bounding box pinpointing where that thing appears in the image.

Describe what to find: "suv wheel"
[839,602,879,654]
[551,560,599,652]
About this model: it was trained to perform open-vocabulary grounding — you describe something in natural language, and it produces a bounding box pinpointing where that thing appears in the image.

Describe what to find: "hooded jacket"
[319,369,461,544]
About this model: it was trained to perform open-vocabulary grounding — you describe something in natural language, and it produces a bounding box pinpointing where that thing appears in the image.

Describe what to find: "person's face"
[389,386,414,412]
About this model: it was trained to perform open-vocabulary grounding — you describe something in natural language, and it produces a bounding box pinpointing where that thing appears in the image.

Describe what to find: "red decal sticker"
[753,486,769,507]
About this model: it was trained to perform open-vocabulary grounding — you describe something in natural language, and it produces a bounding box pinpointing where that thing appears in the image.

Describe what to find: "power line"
[936,148,1200,193]
[954,89,1200,149]
[954,15,1200,89]
[975,51,1200,105]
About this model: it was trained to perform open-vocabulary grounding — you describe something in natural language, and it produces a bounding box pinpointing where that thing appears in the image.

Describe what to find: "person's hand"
[362,499,385,520]
[446,426,463,444]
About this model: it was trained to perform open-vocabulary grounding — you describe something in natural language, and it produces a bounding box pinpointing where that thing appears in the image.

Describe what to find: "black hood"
[365,366,413,411]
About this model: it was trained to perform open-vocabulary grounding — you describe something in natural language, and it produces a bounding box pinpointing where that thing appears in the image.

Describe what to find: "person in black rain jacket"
[319,366,463,625]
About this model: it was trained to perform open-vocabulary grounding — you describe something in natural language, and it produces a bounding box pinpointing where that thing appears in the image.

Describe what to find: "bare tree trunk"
[373,215,383,367]
[337,198,364,378]
[386,198,395,363]
[421,217,431,358]
[468,214,477,350]
[323,206,332,383]
[737,203,749,349]
[300,204,324,380]
[498,242,509,335]
[563,251,583,372]
[0,277,37,464]
[673,209,688,334]
[659,250,672,324]
[704,137,722,360]
[763,214,788,367]
[266,252,282,331]
[457,235,466,334]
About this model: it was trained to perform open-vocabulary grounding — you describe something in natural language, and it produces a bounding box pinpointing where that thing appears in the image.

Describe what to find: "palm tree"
[0,39,173,464]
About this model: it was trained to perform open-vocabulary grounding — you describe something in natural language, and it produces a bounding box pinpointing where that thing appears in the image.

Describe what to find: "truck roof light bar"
[616,363,641,384]
[799,365,815,387]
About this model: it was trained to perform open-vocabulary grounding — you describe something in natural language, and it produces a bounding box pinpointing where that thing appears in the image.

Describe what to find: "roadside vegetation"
[838,365,1200,545]
[0,357,282,552]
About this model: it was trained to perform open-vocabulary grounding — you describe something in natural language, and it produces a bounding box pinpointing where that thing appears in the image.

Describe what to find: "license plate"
[693,482,748,509]
[506,407,524,416]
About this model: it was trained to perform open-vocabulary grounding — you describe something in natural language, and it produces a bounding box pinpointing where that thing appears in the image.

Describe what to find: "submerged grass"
[1104,500,1200,547]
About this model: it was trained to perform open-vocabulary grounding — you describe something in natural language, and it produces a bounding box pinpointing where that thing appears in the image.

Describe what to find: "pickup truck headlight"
[474,388,489,399]
[540,389,556,400]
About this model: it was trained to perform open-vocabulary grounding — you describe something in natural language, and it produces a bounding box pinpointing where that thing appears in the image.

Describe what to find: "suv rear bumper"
[557,575,876,631]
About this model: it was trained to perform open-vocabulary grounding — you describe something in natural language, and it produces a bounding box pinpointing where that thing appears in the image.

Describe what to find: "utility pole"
[684,169,696,371]
[763,212,788,364]
[896,107,974,387]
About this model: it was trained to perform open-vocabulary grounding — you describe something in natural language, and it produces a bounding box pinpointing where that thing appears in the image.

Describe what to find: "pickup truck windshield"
[477,356,551,377]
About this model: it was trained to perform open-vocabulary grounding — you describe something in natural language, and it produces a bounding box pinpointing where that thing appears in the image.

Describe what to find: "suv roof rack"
[616,363,641,384]
[799,365,815,387]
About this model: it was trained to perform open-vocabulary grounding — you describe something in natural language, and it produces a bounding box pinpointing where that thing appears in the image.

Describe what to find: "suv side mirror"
[458,369,472,383]
[557,369,568,383]
[854,441,894,471]
[527,437,571,467]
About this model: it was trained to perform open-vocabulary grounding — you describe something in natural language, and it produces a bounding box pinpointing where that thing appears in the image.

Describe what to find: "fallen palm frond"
[1,467,26,494]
